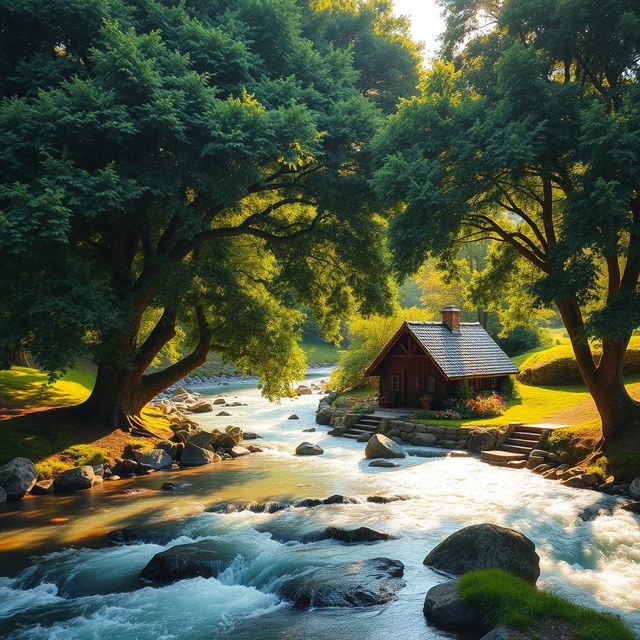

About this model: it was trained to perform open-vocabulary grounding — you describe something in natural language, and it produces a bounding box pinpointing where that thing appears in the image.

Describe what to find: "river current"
[0,368,639,639]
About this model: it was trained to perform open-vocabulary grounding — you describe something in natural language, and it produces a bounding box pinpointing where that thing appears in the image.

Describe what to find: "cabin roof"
[365,321,520,379]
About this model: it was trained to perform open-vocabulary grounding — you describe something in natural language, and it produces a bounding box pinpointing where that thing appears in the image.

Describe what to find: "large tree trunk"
[556,299,640,451]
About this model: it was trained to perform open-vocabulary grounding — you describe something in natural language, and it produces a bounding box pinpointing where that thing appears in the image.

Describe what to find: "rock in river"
[307,526,392,543]
[365,434,406,459]
[0,457,38,499]
[54,465,96,491]
[295,442,324,456]
[423,581,483,629]
[181,442,221,466]
[423,523,540,584]
[140,541,234,583]
[133,448,172,470]
[368,459,400,468]
[277,558,405,608]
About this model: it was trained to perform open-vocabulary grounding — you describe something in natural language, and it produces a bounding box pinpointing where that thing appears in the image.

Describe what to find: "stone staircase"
[342,415,384,440]
[480,423,550,467]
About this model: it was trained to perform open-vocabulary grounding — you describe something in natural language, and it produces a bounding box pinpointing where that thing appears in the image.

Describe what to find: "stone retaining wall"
[381,420,501,452]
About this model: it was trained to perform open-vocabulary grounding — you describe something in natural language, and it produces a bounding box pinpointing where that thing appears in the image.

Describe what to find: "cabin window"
[390,375,400,391]
[425,375,436,394]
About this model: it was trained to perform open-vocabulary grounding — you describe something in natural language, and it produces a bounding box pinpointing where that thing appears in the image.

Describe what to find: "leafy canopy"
[0,0,420,399]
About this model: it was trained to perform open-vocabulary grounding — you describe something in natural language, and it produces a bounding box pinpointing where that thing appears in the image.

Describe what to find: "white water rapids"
[0,368,639,639]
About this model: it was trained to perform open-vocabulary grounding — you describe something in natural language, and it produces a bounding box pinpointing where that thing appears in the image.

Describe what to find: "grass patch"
[0,365,172,477]
[336,385,377,399]
[301,340,339,365]
[458,569,636,640]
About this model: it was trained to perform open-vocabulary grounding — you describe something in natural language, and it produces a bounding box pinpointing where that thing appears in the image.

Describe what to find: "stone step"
[515,425,549,435]
[510,431,540,442]
[481,450,527,464]
[499,444,534,454]
[340,433,361,439]
[353,424,378,433]
[345,427,374,435]
[358,417,382,425]
[504,438,538,448]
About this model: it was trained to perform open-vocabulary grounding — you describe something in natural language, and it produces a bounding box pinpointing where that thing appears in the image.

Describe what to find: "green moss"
[458,569,636,640]
[301,340,339,365]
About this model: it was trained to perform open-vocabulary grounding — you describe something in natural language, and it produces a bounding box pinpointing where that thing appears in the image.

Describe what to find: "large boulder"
[54,465,95,491]
[423,523,540,584]
[277,558,405,608]
[295,442,324,456]
[365,434,406,459]
[181,442,221,466]
[133,448,172,470]
[140,541,234,583]
[186,431,214,450]
[423,581,483,629]
[466,429,499,452]
[156,440,178,459]
[0,457,38,499]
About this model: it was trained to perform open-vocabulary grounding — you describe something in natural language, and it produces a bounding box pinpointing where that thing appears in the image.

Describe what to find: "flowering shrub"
[333,395,376,409]
[465,393,505,417]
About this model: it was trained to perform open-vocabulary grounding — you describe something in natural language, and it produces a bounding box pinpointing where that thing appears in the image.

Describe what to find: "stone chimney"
[440,305,461,333]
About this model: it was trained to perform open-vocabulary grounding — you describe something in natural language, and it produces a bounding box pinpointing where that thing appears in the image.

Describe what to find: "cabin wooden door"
[404,369,422,407]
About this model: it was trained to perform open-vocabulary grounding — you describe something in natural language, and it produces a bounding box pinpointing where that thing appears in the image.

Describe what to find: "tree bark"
[556,298,640,450]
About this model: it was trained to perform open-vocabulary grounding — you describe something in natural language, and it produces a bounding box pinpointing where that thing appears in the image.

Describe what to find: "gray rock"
[181,442,221,466]
[423,523,540,584]
[0,457,38,499]
[315,407,334,425]
[277,558,405,608]
[133,449,172,470]
[423,581,483,629]
[217,410,231,416]
[288,414,299,420]
[466,429,498,452]
[414,433,437,447]
[140,541,234,583]
[295,442,324,456]
[368,459,400,468]
[54,465,95,491]
[302,428,316,433]
[186,431,214,450]
[160,482,190,491]
[213,398,226,405]
[629,477,640,499]
[356,433,372,442]
[365,434,406,459]
[305,526,392,544]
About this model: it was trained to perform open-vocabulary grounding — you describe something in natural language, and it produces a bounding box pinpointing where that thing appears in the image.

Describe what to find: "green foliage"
[351,403,374,414]
[452,381,473,400]
[498,376,517,399]
[329,307,432,390]
[458,569,636,640]
[495,324,548,357]
[0,0,420,406]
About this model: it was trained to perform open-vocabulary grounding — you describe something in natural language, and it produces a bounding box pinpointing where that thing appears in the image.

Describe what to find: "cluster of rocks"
[295,380,326,396]
[153,387,247,419]
[525,449,640,500]
[315,393,344,427]
[423,523,541,639]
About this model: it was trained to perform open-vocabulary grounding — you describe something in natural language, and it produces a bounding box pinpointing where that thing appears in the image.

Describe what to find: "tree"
[0,0,419,432]
[372,0,640,455]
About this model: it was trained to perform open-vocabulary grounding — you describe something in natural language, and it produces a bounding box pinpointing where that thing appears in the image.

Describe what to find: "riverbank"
[1,368,639,639]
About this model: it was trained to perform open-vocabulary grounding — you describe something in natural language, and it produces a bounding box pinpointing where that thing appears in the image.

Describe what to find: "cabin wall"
[378,356,448,407]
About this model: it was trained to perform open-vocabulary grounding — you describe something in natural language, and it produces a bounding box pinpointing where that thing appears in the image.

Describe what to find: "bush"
[499,376,517,398]
[496,324,548,357]
[409,408,462,420]
[444,392,505,418]
[351,403,375,414]
[458,569,636,640]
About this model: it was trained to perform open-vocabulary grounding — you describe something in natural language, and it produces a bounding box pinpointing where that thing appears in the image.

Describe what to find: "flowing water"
[1,368,639,640]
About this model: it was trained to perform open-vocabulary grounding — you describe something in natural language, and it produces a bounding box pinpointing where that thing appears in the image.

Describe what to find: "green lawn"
[301,340,339,365]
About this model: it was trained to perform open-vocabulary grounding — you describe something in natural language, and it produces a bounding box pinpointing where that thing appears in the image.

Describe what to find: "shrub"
[453,380,474,400]
[351,403,375,414]
[499,376,517,399]
[495,324,548,357]
[466,393,505,417]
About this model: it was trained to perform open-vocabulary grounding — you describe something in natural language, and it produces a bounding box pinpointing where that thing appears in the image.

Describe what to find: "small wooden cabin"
[364,306,519,408]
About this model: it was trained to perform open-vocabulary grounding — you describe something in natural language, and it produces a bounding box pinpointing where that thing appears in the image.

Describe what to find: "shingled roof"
[405,321,519,379]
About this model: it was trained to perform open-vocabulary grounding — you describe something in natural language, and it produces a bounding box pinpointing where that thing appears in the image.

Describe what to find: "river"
[1,368,639,639]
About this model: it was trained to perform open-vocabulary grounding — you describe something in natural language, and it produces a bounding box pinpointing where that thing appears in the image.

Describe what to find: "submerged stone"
[277,557,405,608]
